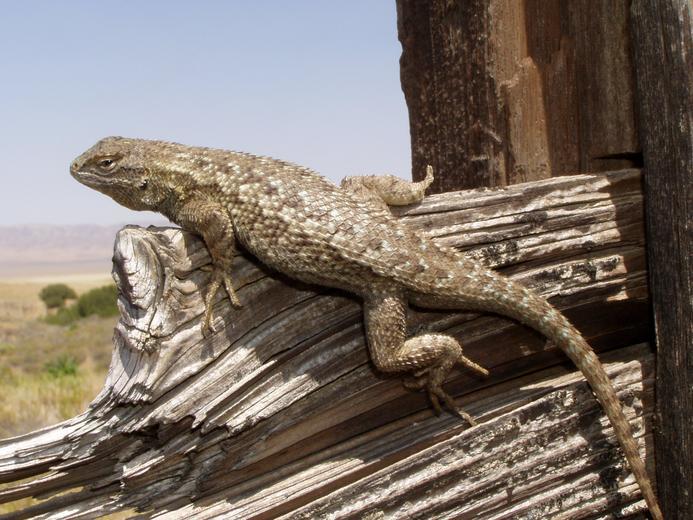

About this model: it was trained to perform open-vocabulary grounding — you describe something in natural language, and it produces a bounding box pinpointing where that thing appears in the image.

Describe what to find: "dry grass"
[0,316,115,438]
[0,276,117,438]
[0,277,119,515]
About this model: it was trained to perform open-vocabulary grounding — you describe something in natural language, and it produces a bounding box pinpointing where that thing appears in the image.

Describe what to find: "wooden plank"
[0,170,656,518]
[630,2,693,518]
[169,348,658,520]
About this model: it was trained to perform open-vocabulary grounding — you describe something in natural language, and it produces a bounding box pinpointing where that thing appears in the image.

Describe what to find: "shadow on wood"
[0,169,657,519]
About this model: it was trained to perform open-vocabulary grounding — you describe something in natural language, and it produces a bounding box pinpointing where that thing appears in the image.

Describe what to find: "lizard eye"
[96,157,118,172]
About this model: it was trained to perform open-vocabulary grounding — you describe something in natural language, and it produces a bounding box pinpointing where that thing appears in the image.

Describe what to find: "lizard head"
[71,136,174,211]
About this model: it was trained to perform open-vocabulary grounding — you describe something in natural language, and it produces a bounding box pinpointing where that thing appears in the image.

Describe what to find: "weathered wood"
[397,0,506,190]
[630,2,693,518]
[397,0,639,191]
[0,170,656,519]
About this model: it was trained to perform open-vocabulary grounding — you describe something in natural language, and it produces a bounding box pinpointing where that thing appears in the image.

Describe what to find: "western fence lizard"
[70,136,662,519]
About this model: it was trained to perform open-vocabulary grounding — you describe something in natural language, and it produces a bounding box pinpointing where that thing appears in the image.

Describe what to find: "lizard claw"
[201,311,216,337]
[201,264,242,335]
[428,383,477,427]
[404,364,483,427]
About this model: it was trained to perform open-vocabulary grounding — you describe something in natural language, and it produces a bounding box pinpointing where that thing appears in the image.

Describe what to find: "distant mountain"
[0,222,169,278]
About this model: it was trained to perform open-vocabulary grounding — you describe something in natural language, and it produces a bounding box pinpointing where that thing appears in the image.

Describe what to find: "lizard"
[70,136,662,519]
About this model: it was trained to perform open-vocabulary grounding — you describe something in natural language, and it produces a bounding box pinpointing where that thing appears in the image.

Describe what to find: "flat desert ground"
[0,224,122,322]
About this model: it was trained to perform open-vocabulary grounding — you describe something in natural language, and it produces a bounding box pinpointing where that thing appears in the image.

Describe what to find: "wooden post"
[630,1,693,518]
[397,0,639,191]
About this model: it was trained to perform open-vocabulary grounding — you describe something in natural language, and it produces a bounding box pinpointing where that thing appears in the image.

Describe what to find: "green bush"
[39,284,77,309]
[44,305,81,326]
[43,285,119,326]
[44,355,78,377]
[76,285,119,318]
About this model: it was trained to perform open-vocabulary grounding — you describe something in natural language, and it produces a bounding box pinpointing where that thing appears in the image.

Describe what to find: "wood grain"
[0,169,656,519]
[630,1,693,518]
[397,0,640,191]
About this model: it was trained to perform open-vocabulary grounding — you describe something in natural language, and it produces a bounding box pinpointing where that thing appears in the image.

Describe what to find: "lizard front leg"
[364,286,488,425]
[177,200,242,335]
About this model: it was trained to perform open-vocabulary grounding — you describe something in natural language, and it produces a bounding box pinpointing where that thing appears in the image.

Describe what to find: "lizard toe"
[222,273,242,307]
[201,308,217,337]
[428,383,477,427]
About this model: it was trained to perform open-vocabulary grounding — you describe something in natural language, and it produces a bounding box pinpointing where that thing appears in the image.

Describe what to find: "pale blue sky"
[0,1,410,225]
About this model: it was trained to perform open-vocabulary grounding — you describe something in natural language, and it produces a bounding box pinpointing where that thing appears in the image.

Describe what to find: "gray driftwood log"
[0,169,656,519]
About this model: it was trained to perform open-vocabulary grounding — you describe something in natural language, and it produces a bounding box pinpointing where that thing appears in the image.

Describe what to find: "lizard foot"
[425,363,478,427]
[201,264,242,336]
[428,383,477,427]
[403,369,477,426]
[402,349,488,427]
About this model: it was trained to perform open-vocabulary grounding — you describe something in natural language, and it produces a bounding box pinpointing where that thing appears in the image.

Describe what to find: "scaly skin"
[71,137,662,519]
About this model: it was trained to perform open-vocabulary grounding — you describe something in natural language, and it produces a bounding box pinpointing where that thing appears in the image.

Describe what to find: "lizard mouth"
[71,167,96,184]
[71,168,121,190]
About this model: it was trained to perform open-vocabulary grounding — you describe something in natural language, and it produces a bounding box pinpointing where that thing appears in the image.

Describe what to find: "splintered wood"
[0,170,656,519]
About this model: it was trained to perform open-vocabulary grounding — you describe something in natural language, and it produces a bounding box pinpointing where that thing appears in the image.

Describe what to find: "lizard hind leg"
[364,290,488,426]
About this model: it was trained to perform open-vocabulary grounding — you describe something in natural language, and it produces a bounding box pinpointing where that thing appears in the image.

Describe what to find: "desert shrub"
[44,355,78,377]
[76,285,119,318]
[39,284,77,310]
[44,305,81,325]
[43,285,119,325]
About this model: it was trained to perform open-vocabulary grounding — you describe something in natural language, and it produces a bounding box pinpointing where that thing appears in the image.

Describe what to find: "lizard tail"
[514,296,662,520]
[410,272,662,519]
